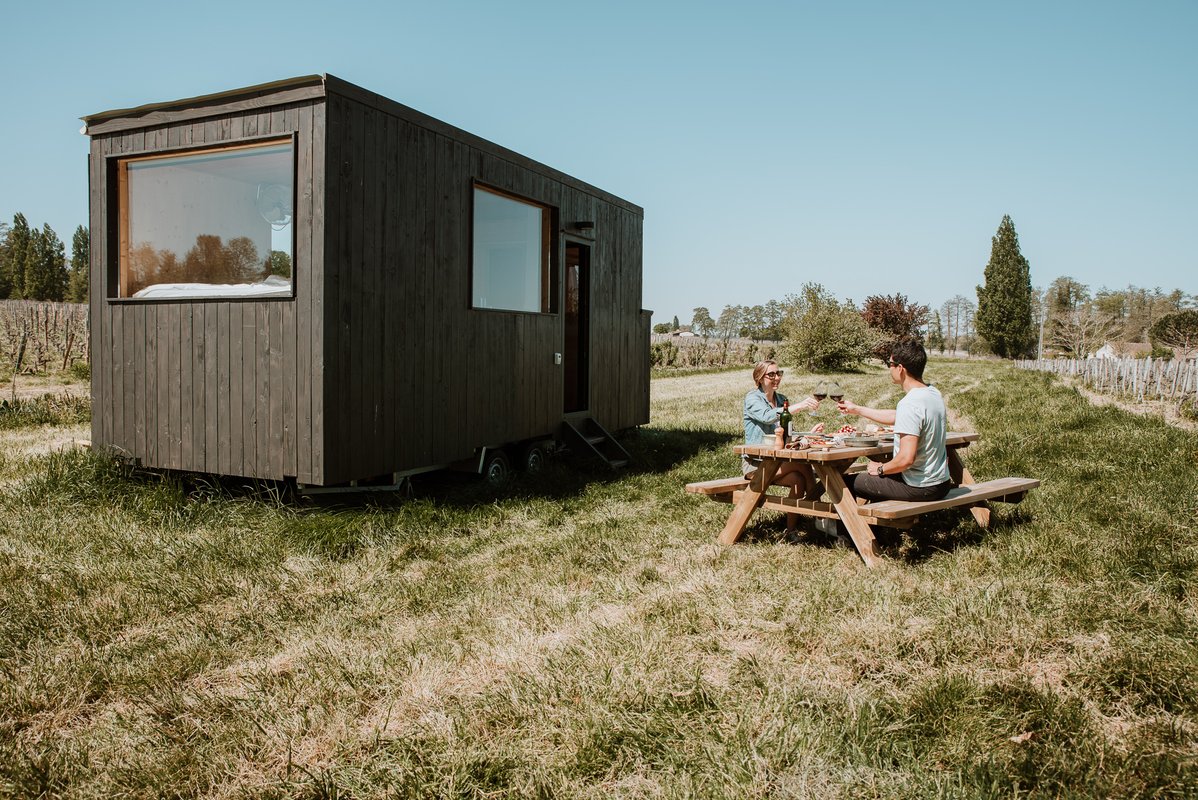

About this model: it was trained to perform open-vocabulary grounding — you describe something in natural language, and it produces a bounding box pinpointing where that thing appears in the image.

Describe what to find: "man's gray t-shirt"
[892,385,950,487]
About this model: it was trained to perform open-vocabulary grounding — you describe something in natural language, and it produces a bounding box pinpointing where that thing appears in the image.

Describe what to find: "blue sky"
[1,0,1194,325]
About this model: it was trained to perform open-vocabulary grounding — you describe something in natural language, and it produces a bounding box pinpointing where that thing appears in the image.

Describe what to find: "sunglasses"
[764,370,784,378]
[886,360,902,368]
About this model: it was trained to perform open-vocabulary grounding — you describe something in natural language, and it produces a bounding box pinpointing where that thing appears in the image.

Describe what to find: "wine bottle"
[778,401,793,443]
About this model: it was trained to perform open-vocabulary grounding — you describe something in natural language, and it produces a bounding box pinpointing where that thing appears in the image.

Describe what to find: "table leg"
[718,459,779,546]
[947,446,990,528]
[814,464,881,568]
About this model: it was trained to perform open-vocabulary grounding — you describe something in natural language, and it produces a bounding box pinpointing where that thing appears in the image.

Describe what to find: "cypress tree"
[69,225,90,303]
[976,215,1035,358]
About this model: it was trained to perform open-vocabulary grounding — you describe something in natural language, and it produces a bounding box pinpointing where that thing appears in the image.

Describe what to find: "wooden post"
[816,464,881,568]
[947,447,990,528]
[717,460,779,546]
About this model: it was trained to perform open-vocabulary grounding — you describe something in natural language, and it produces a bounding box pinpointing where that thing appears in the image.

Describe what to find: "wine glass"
[809,380,827,417]
[826,382,845,414]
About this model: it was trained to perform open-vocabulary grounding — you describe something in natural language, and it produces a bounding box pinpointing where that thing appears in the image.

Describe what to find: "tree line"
[126,234,291,296]
[0,214,88,303]
[1038,276,1194,358]
[661,215,1195,369]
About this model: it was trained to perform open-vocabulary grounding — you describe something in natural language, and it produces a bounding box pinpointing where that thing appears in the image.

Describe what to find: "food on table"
[836,424,858,434]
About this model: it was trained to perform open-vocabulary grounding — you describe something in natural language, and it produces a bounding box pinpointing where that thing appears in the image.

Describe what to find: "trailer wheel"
[482,450,511,485]
[519,442,547,474]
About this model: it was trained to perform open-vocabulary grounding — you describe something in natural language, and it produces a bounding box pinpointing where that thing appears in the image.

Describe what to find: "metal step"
[561,416,631,470]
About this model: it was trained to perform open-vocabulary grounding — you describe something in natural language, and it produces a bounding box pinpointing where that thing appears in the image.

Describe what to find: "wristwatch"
[877,464,884,477]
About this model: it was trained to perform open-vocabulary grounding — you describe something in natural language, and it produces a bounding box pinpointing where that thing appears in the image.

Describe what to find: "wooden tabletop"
[734,431,980,462]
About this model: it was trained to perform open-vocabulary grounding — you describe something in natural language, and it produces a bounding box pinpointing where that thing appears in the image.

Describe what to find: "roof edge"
[81,74,327,128]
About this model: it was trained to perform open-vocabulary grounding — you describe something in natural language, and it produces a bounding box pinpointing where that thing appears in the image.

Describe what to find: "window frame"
[106,133,299,303]
[469,182,558,315]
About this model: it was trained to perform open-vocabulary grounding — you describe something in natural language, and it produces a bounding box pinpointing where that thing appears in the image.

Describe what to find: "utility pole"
[1036,287,1047,360]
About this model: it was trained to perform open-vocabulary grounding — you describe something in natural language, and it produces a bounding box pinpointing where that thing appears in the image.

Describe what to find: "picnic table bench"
[685,432,1039,568]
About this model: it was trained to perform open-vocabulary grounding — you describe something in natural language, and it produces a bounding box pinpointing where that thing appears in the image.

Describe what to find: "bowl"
[842,436,880,447]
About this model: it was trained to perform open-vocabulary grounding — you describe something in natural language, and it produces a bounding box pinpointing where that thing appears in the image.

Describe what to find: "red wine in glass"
[827,382,844,406]
[809,381,826,416]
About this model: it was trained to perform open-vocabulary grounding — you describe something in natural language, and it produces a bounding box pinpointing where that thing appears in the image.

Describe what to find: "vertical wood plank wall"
[320,88,647,484]
[89,100,326,483]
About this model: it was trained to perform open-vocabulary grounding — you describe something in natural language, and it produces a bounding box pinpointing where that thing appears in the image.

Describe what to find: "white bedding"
[133,275,292,299]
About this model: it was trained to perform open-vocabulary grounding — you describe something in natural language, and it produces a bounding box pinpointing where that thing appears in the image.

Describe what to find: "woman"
[743,360,822,533]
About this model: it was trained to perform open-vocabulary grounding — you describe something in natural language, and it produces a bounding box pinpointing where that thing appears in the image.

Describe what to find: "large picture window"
[472,186,554,313]
[114,138,295,299]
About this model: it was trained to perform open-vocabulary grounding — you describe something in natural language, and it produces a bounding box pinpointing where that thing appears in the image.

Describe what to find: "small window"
[472,186,554,313]
[113,138,295,299]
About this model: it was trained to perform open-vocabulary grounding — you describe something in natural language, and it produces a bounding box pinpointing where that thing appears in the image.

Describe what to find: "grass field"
[2,360,1196,798]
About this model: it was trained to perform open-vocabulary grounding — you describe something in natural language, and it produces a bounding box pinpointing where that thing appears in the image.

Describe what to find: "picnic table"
[686,432,1039,568]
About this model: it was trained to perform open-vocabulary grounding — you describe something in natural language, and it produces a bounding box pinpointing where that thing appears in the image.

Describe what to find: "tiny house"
[82,75,649,486]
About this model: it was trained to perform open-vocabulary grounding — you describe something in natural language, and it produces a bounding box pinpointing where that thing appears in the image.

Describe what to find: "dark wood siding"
[89,75,643,487]
[318,87,644,484]
[89,99,326,483]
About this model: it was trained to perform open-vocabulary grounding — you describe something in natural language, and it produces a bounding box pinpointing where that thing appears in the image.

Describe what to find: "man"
[836,339,952,502]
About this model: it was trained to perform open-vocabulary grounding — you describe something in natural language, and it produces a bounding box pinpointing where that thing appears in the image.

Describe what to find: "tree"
[1046,276,1090,315]
[69,225,89,303]
[976,215,1035,358]
[780,283,878,372]
[740,304,766,340]
[691,307,715,338]
[715,304,743,340]
[941,295,976,353]
[761,300,785,341]
[1121,286,1179,343]
[861,293,930,357]
[267,249,291,279]
[1149,310,1198,361]
[926,310,946,353]
[1092,288,1127,326]
[1051,306,1119,357]
[671,315,680,331]
[23,224,68,301]
[3,213,33,299]
[0,221,9,298]
[652,322,672,334]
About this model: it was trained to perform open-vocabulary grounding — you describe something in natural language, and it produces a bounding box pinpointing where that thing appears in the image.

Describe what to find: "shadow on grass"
[728,498,1040,566]
[45,425,738,514]
[882,504,1036,565]
[383,425,737,508]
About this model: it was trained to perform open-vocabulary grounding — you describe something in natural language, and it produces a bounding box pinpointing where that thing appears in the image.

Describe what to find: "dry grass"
[1,359,1196,798]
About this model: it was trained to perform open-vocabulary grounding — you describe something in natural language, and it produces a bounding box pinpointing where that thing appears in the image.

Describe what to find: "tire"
[519,442,546,474]
[481,450,511,485]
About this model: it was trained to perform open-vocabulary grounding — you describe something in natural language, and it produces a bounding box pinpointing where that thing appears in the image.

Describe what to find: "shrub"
[781,283,878,371]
